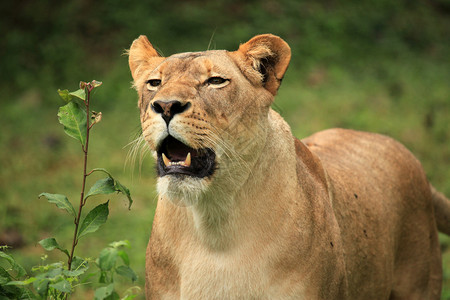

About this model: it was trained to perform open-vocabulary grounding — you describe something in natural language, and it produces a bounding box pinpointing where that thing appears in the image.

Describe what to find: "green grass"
[1,52,449,298]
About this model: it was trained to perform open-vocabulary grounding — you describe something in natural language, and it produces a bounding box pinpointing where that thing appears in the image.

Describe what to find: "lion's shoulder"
[294,137,329,188]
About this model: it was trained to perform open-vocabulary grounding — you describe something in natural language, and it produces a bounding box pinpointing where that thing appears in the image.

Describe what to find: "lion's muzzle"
[156,135,216,178]
[151,100,191,125]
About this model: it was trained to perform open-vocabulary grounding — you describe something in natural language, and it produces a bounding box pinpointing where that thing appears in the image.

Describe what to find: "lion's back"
[302,128,440,298]
[302,128,428,198]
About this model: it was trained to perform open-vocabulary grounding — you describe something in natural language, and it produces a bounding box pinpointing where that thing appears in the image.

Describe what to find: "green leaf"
[91,80,103,88]
[57,101,87,146]
[63,268,86,277]
[77,202,109,239]
[57,89,72,102]
[99,271,108,284]
[12,264,26,279]
[91,168,111,176]
[89,169,133,209]
[94,283,114,300]
[0,266,11,284]
[81,272,96,285]
[85,178,116,200]
[38,238,69,258]
[0,252,26,278]
[107,291,120,300]
[115,265,137,282]
[70,256,89,272]
[33,278,49,296]
[114,179,133,210]
[69,88,86,101]
[38,238,58,251]
[49,280,72,293]
[5,277,37,286]
[109,240,130,249]
[38,193,76,217]
[99,248,117,271]
[117,250,129,266]
[42,267,63,279]
[0,251,14,264]
[0,270,29,300]
[0,281,20,298]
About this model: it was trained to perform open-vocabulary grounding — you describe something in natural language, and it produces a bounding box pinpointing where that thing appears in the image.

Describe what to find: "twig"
[68,83,94,270]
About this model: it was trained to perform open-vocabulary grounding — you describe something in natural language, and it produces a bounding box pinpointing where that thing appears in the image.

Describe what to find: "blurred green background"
[1,0,449,298]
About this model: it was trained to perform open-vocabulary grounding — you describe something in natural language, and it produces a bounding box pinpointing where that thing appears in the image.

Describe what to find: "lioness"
[128,34,450,299]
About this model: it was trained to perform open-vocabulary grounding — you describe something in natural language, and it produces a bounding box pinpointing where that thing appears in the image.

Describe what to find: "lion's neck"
[189,192,237,250]
[184,112,299,250]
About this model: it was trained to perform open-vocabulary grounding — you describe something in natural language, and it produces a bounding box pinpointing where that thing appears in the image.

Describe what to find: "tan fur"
[128,34,450,299]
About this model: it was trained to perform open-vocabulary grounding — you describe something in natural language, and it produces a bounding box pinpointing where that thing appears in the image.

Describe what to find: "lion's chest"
[176,245,307,299]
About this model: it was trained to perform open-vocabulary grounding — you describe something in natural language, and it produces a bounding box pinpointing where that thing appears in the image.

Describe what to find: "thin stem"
[68,85,92,271]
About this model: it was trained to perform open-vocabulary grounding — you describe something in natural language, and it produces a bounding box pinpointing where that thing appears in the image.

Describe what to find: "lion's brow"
[170,52,205,59]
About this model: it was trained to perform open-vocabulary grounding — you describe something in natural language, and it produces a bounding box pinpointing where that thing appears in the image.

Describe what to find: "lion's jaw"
[156,175,208,207]
[153,115,269,208]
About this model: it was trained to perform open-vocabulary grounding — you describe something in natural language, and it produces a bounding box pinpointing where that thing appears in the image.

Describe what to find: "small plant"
[0,81,138,299]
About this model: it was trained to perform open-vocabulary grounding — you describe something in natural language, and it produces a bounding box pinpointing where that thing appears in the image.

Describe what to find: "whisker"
[207,29,217,51]
[124,132,150,180]
[139,146,151,177]
[205,126,253,175]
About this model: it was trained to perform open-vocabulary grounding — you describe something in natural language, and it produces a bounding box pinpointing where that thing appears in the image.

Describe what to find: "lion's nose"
[151,100,191,125]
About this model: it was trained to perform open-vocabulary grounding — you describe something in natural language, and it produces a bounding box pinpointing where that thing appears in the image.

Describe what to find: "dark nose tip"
[151,100,191,125]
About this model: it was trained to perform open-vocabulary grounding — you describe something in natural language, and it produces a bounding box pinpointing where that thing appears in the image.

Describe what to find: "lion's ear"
[128,35,164,81]
[231,34,291,95]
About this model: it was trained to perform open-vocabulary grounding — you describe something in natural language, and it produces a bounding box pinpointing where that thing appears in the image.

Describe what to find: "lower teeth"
[162,152,191,167]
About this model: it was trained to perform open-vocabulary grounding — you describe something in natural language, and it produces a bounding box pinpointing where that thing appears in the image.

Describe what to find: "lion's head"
[128,34,291,206]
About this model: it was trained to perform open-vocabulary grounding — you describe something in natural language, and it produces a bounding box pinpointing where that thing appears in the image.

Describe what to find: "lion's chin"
[157,175,209,207]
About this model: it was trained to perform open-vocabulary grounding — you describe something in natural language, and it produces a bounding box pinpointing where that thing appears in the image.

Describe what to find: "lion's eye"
[146,79,161,90]
[208,77,226,85]
[207,77,229,88]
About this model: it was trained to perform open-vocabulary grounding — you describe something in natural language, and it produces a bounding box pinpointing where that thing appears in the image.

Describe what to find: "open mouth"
[156,135,216,178]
